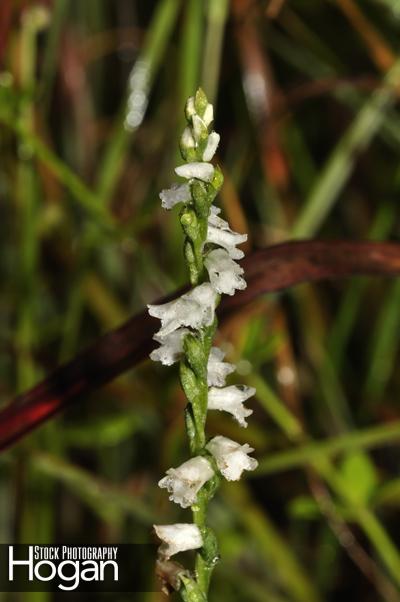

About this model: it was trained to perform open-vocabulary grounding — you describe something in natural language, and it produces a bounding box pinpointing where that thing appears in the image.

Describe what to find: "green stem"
[192,492,209,593]
[181,319,218,598]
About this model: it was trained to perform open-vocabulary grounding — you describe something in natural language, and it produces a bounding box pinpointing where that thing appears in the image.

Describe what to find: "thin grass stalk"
[96,0,181,205]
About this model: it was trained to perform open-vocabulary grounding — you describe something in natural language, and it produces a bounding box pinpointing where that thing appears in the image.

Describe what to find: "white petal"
[203,103,214,126]
[210,205,222,217]
[148,283,218,337]
[208,385,255,427]
[208,205,237,229]
[159,183,191,210]
[154,524,203,559]
[206,436,258,481]
[207,347,235,387]
[158,456,214,508]
[205,248,246,296]
[175,162,214,182]
[185,96,195,118]
[202,132,220,161]
[150,328,189,365]
[192,114,207,142]
[207,206,247,259]
[180,126,196,149]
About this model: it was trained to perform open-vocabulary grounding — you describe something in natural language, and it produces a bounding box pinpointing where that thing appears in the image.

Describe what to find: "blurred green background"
[1,0,400,600]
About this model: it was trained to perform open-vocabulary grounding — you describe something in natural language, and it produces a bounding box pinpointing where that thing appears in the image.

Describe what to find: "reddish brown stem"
[1,240,400,453]
[0,0,13,68]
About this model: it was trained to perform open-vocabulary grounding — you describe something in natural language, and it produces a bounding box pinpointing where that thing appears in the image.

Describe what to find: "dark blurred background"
[1,0,400,600]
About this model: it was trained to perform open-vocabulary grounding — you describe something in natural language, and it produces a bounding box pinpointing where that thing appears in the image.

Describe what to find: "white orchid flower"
[207,347,235,387]
[181,126,196,150]
[206,435,258,481]
[203,103,214,126]
[158,456,214,509]
[207,384,256,427]
[150,328,189,366]
[175,162,214,182]
[207,206,247,259]
[205,248,246,296]
[159,183,191,210]
[154,524,203,559]
[148,283,218,338]
[202,132,220,161]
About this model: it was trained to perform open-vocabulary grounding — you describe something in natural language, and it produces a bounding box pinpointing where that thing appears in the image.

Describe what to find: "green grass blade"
[363,279,400,404]
[201,0,229,103]
[33,452,155,525]
[293,60,400,237]
[96,0,181,205]
[226,483,321,602]
[255,421,400,476]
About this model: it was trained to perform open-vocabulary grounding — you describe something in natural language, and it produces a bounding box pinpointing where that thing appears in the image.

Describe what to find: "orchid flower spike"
[154,524,203,559]
[149,88,257,599]
[158,456,214,509]
[206,436,258,481]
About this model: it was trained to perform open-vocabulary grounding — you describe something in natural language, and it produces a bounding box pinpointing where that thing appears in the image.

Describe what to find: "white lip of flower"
[207,385,256,427]
[148,283,218,337]
[207,347,235,387]
[175,162,214,182]
[154,524,203,559]
[206,436,258,481]
[158,456,214,508]
[205,248,246,296]
[159,183,191,210]
[207,206,247,259]
[202,132,220,161]
[150,328,189,366]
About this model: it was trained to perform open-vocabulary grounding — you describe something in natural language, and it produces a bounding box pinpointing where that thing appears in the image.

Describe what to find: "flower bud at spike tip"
[211,166,224,191]
[194,88,208,117]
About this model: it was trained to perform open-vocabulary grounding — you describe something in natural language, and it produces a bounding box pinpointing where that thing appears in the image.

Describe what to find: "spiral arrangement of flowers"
[148,89,257,601]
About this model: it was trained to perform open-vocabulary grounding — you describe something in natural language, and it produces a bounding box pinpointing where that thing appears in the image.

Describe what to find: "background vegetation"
[1,0,400,600]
